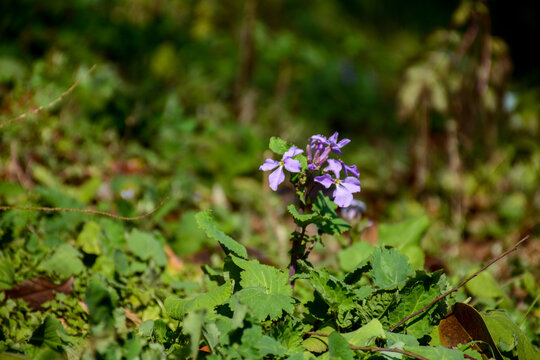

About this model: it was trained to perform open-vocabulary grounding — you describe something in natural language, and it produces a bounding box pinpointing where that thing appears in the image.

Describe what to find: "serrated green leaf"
[270,317,308,354]
[328,332,354,360]
[342,319,386,347]
[127,229,167,266]
[387,272,445,338]
[403,345,465,360]
[0,257,14,290]
[77,221,102,255]
[307,268,358,328]
[38,244,84,279]
[231,258,294,321]
[165,280,233,320]
[312,193,351,235]
[236,287,294,321]
[196,210,248,259]
[369,247,413,289]
[269,137,290,155]
[357,290,399,324]
[287,205,323,227]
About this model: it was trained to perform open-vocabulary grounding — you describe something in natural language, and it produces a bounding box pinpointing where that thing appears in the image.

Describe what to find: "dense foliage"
[1,0,539,359]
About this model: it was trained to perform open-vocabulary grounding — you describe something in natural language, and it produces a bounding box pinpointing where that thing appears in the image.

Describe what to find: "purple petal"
[341,162,360,177]
[309,134,328,144]
[259,159,279,171]
[268,166,285,191]
[328,132,339,144]
[324,159,342,178]
[314,174,334,189]
[342,177,361,193]
[283,146,303,159]
[333,185,354,207]
[308,163,317,170]
[283,158,301,173]
[337,138,351,148]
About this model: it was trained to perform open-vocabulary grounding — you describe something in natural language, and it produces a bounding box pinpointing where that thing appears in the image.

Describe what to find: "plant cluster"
[1,136,537,360]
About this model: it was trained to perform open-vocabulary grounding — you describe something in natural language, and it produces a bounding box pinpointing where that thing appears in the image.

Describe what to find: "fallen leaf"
[124,308,143,326]
[78,300,89,313]
[5,276,74,310]
[439,302,503,360]
[164,245,184,272]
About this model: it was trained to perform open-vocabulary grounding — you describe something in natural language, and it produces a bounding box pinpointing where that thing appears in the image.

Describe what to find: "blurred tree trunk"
[413,91,430,193]
[235,0,257,124]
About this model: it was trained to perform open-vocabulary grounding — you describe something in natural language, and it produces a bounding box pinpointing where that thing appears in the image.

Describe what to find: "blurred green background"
[1,0,539,281]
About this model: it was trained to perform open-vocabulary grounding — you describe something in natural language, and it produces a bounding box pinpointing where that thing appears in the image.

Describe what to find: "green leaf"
[86,279,117,327]
[369,247,413,289]
[165,280,233,320]
[269,137,290,155]
[465,270,504,299]
[377,216,430,249]
[307,268,357,328]
[196,210,248,259]
[235,287,295,322]
[387,272,446,338]
[328,332,354,360]
[385,331,419,347]
[357,290,399,324]
[302,326,333,353]
[232,258,294,321]
[338,241,375,272]
[312,193,351,235]
[295,154,308,170]
[0,257,14,290]
[127,229,167,266]
[77,221,102,255]
[287,204,323,227]
[403,345,465,360]
[139,320,154,337]
[482,310,540,359]
[29,316,71,352]
[377,217,429,270]
[342,319,386,347]
[182,311,204,360]
[38,244,84,279]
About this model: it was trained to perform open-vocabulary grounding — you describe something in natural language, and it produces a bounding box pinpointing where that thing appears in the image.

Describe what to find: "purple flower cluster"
[259,132,361,207]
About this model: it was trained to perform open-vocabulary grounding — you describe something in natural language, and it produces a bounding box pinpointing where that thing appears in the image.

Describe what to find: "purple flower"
[307,134,331,170]
[327,132,350,155]
[314,159,360,207]
[260,146,303,191]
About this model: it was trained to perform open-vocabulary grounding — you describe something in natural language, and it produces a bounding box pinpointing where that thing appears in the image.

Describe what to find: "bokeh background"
[1,0,539,341]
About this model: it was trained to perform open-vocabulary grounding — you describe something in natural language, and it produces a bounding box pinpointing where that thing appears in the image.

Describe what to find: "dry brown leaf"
[439,302,502,359]
[124,308,142,326]
[164,245,184,271]
[5,276,74,310]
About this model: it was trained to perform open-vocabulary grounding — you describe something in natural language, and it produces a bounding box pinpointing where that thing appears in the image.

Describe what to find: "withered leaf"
[439,302,503,360]
[4,276,74,310]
